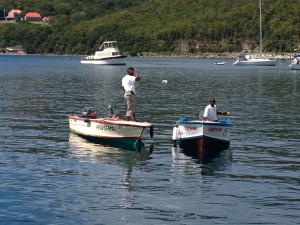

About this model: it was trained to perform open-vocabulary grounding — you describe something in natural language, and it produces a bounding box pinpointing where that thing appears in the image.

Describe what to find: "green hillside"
[0,0,299,55]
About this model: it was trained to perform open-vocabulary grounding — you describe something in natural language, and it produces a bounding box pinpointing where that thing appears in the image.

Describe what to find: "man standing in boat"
[122,67,141,121]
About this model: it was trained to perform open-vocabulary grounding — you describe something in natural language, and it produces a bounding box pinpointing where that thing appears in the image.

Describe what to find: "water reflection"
[68,133,153,165]
[292,73,298,94]
[171,146,232,175]
[174,139,232,163]
[68,133,154,215]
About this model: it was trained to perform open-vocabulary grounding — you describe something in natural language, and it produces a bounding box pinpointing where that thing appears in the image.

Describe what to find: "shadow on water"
[171,145,233,175]
[181,144,231,163]
[68,133,154,167]
[173,137,232,163]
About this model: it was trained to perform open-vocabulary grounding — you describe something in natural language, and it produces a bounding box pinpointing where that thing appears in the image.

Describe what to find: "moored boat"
[172,117,233,159]
[214,62,226,65]
[69,107,153,148]
[233,0,277,67]
[289,53,300,70]
[234,54,277,66]
[81,41,127,65]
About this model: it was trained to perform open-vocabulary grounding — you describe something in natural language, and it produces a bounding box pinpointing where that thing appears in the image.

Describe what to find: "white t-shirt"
[203,104,217,121]
[122,75,136,93]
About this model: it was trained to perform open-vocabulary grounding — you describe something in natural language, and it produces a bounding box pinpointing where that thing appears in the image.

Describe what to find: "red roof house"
[25,12,42,21]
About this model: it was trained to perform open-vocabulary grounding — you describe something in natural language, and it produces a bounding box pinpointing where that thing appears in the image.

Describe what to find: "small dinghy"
[214,62,226,65]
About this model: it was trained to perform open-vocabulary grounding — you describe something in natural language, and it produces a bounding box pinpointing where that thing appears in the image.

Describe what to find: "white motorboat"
[234,0,277,66]
[81,41,127,65]
[289,53,300,70]
[69,107,153,148]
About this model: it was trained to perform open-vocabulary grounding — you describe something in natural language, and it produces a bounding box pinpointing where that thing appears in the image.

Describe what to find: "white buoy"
[172,126,179,147]
[162,80,168,84]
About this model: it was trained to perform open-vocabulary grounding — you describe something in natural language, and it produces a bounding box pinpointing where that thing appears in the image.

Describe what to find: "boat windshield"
[236,54,247,60]
[294,54,300,59]
[99,42,118,51]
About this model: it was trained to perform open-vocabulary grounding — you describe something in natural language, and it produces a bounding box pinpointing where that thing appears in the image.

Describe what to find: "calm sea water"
[0,55,299,225]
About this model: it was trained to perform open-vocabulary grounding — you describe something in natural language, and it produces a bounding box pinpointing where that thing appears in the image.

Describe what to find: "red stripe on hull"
[179,137,230,161]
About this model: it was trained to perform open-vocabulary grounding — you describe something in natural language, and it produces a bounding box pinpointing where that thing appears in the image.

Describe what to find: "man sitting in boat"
[202,98,228,122]
[122,67,141,121]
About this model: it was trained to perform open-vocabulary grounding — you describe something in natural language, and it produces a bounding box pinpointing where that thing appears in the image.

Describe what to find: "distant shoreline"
[0,52,293,60]
[141,52,292,60]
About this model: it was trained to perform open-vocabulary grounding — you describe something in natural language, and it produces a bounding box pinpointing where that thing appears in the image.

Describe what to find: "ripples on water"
[0,55,299,224]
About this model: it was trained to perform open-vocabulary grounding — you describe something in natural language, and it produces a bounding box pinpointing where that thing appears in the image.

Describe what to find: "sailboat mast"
[259,0,263,55]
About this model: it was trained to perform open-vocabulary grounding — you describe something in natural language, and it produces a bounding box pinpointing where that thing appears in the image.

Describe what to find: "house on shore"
[6,9,22,21]
[42,16,53,23]
[25,12,42,21]
[5,45,25,54]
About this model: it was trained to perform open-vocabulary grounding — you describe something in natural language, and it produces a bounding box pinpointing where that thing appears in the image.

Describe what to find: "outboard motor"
[150,125,154,138]
[82,107,97,119]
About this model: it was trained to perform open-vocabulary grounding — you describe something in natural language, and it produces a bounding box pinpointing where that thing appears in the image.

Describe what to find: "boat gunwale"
[69,115,153,128]
[176,120,233,127]
[83,55,127,60]
[70,128,142,139]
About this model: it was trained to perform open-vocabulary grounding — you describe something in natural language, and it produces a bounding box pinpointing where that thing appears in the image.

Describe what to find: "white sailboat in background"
[234,0,277,66]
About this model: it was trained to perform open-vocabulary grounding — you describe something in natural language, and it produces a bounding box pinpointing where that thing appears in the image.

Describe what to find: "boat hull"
[289,63,300,70]
[173,119,233,159]
[215,62,226,65]
[81,55,127,65]
[69,115,152,147]
[234,59,277,66]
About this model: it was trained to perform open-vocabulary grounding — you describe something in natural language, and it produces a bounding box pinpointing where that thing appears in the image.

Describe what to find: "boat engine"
[82,107,97,119]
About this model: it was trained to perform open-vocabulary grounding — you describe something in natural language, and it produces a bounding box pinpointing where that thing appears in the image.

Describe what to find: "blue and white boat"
[172,117,233,158]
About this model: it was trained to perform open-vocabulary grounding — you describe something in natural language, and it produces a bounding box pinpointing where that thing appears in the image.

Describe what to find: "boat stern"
[172,117,233,153]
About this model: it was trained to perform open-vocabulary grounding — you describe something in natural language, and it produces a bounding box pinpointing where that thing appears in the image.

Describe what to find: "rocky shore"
[141,52,292,60]
[0,51,293,61]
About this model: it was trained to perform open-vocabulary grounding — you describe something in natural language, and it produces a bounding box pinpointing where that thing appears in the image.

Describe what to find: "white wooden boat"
[234,0,276,66]
[81,41,127,65]
[289,53,300,70]
[172,117,233,159]
[214,62,226,65]
[69,107,153,148]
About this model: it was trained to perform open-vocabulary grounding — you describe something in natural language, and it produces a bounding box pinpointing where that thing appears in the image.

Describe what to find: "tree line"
[0,0,299,55]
